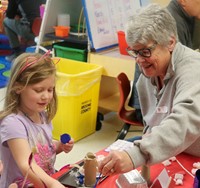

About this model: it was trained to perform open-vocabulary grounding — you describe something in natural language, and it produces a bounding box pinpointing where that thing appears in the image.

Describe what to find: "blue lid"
[60,133,71,144]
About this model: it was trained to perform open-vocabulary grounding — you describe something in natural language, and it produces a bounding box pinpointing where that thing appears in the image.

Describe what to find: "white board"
[82,0,141,51]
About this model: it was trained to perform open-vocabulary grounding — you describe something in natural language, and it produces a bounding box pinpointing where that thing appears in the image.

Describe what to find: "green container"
[53,42,87,62]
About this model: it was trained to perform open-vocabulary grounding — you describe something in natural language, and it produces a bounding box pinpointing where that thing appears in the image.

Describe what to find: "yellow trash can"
[52,58,102,142]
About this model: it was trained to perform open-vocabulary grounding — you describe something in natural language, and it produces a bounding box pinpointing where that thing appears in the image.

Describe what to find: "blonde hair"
[0,52,57,123]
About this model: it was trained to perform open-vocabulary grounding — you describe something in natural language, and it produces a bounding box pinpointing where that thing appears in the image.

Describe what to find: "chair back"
[116,72,143,140]
[32,17,42,36]
[116,72,131,117]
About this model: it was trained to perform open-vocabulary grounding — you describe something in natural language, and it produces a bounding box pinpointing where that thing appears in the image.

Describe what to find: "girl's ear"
[15,82,22,94]
[15,89,21,94]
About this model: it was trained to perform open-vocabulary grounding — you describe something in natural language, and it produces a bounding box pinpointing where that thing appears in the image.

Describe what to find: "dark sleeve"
[128,63,141,109]
[6,0,19,18]
[176,21,193,49]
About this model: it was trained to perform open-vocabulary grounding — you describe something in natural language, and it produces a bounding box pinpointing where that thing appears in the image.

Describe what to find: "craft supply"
[141,165,151,185]
[116,169,148,188]
[193,162,200,169]
[54,26,70,37]
[162,160,171,166]
[174,173,184,185]
[83,152,98,187]
[192,168,198,175]
[93,173,102,188]
[60,133,71,144]
[105,139,133,152]
[169,156,176,161]
[193,169,200,188]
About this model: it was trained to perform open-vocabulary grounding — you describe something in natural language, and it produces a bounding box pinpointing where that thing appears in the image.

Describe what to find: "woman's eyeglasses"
[126,42,157,58]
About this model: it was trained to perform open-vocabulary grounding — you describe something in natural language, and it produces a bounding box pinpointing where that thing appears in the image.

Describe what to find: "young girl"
[0,52,74,188]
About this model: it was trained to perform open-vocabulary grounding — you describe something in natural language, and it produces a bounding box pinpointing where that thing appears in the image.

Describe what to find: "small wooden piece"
[141,165,151,185]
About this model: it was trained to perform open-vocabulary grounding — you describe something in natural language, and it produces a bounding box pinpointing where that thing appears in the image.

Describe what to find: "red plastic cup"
[117,31,128,55]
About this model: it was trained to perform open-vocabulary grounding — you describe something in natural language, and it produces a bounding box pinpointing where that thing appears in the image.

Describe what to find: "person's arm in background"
[176,21,193,48]
[192,18,200,50]
[166,0,194,49]
[6,0,20,18]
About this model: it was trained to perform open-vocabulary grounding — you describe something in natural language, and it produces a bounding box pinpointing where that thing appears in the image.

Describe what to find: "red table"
[53,151,200,188]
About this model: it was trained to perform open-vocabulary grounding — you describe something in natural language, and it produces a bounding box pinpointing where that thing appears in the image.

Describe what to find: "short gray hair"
[125,4,178,47]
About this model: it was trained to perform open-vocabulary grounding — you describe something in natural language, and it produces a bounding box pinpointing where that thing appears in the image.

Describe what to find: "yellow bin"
[52,58,102,142]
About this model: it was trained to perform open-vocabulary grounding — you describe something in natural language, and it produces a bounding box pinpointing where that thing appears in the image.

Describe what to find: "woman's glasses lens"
[126,42,157,58]
[126,48,151,58]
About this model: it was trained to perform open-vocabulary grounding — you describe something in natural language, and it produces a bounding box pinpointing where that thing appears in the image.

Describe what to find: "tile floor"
[0,87,143,171]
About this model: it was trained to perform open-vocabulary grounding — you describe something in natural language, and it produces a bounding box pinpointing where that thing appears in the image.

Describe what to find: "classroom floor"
[0,87,143,171]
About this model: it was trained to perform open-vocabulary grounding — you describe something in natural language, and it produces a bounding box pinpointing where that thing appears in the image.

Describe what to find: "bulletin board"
[82,0,141,52]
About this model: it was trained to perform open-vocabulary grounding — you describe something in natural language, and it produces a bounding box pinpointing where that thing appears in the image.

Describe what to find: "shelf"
[88,48,136,112]
[45,32,88,45]
[88,47,136,80]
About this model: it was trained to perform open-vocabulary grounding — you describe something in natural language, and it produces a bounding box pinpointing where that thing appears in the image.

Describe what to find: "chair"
[19,17,42,48]
[116,72,143,140]
[31,17,51,54]
[32,17,42,36]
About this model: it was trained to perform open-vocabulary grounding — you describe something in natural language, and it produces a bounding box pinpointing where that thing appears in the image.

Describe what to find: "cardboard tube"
[84,152,98,186]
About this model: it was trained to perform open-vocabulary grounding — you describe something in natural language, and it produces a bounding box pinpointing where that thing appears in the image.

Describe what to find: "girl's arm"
[8,138,65,188]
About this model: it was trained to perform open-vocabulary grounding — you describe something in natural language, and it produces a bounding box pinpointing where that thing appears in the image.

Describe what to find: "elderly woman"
[99,3,200,176]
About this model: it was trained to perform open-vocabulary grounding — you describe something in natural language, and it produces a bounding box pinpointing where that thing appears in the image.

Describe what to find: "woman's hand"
[98,150,134,176]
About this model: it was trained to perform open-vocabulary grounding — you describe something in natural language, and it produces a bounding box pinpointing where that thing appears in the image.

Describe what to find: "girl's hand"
[60,139,74,153]
[54,138,74,154]
[8,183,18,188]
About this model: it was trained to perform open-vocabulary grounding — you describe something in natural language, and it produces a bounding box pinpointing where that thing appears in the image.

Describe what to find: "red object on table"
[52,151,200,188]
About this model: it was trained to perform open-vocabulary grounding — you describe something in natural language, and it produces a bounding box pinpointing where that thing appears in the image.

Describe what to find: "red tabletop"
[52,151,200,188]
